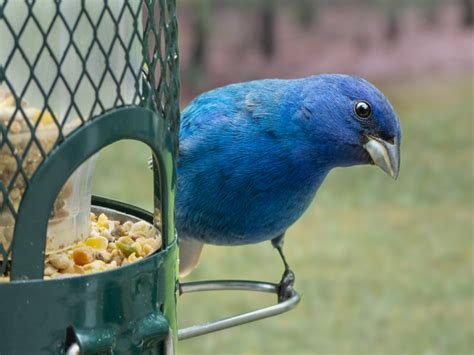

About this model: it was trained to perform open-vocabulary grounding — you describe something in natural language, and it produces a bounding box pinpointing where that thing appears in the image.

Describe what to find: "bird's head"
[295,74,401,179]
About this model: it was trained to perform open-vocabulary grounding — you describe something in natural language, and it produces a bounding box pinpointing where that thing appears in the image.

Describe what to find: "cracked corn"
[43,212,162,279]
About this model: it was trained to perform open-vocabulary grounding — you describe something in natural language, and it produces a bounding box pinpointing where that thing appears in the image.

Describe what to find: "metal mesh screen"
[0,0,180,275]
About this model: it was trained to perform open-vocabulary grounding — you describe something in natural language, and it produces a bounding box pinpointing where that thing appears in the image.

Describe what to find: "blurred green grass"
[93,76,473,354]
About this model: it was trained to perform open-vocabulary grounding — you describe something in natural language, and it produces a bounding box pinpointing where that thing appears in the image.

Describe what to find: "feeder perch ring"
[177,279,301,340]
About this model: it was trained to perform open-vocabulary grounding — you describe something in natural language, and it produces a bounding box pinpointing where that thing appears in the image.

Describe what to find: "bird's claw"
[277,268,295,302]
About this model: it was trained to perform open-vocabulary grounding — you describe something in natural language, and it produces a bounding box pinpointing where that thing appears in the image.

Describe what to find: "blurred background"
[94,0,473,354]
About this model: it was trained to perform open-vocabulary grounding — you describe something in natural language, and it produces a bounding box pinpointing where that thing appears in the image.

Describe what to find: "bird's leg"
[271,234,295,302]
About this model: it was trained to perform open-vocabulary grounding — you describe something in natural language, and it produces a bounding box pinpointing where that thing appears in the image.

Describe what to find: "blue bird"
[175,74,401,286]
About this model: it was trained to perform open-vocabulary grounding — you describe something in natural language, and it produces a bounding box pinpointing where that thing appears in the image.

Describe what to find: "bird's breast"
[175,149,328,245]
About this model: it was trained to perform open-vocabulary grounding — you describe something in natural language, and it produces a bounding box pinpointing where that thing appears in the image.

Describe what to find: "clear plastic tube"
[0,1,142,255]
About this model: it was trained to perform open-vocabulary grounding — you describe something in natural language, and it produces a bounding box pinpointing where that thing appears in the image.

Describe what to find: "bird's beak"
[363,135,400,179]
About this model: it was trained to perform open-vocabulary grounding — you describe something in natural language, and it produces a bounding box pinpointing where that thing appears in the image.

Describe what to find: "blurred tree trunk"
[191,1,210,71]
[461,0,474,27]
[296,0,318,30]
[259,0,276,59]
[385,1,401,41]
[425,0,439,27]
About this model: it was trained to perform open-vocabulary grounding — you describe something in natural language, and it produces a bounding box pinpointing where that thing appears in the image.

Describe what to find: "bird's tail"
[179,238,204,278]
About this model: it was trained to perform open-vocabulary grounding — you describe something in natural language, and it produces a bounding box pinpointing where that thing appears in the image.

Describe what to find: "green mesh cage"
[0,1,180,353]
[0,0,179,276]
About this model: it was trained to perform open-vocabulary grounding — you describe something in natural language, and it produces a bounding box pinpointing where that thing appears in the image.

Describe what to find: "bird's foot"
[271,234,295,302]
[277,267,295,302]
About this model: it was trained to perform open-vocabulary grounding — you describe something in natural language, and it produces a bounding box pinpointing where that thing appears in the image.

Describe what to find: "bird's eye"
[354,101,372,119]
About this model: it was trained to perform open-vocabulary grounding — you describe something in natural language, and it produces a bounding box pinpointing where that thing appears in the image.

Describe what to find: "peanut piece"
[49,253,73,270]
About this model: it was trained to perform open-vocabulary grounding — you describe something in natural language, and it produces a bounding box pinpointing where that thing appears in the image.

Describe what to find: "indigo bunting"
[175,74,401,288]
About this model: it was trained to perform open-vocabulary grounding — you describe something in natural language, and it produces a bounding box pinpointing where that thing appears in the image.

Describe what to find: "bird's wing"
[179,80,290,160]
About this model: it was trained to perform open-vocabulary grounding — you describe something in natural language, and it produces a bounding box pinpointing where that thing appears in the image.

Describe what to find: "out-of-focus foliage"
[177,0,473,101]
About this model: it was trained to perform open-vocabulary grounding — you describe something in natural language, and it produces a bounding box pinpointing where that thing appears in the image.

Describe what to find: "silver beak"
[363,135,400,179]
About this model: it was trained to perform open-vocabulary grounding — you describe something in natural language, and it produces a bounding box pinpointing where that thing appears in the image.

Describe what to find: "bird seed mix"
[0,212,162,282]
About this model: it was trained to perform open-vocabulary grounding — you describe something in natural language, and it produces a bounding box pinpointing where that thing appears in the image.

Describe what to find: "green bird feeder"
[0,1,300,354]
[0,1,179,353]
